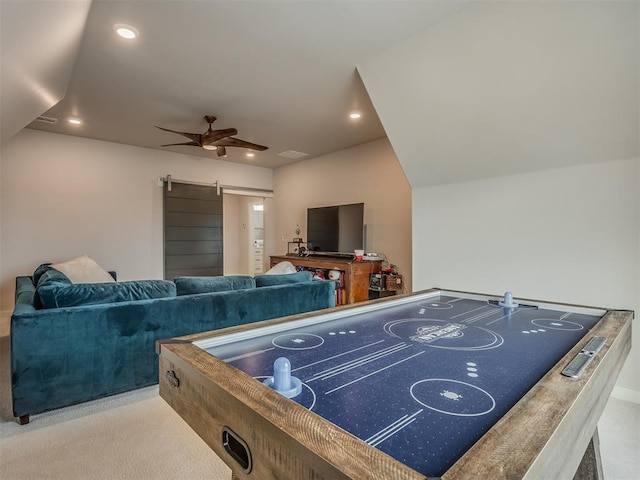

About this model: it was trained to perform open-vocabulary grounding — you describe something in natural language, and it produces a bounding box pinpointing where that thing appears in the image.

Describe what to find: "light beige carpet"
[0,334,231,480]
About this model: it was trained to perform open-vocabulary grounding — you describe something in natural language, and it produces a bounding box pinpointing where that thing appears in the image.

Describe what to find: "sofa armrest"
[13,276,37,316]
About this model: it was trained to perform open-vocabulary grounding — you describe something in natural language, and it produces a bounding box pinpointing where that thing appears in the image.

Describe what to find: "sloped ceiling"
[358,1,639,188]
[0,0,92,143]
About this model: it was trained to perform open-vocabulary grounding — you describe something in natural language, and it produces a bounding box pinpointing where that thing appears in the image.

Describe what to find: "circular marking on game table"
[410,379,495,417]
[254,376,316,411]
[531,319,584,331]
[384,319,504,351]
[416,301,453,309]
[272,333,324,350]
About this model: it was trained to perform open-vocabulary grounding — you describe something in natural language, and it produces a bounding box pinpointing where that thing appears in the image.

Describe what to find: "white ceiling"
[12,0,471,169]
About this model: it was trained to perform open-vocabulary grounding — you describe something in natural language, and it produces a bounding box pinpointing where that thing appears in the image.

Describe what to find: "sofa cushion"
[255,270,312,287]
[51,255,115,284]
[37,280,177,309]
[174,275,256,295]
[33,263,54,285]
[33,267,72,309]
[36,267,72,287]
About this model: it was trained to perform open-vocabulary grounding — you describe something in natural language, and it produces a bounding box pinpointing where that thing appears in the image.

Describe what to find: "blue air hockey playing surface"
[193,289,606,478]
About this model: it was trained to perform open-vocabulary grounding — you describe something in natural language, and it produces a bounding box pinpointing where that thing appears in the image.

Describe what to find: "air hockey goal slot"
[222,427,252,473]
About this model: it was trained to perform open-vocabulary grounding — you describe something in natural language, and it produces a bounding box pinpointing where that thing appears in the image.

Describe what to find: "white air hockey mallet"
[499,291,519,308]
[263,357,303,398]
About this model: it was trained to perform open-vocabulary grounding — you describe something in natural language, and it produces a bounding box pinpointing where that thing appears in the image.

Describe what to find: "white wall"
[413,158,640,401]
[271,138,412,291]
[0,129,273,310]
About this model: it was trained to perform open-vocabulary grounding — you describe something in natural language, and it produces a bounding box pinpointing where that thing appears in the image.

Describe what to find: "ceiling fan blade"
[160,141,201,147]
[216,137,268,151]
[216,146,227,156]
[201,128,238,146]
[156,126,202,145]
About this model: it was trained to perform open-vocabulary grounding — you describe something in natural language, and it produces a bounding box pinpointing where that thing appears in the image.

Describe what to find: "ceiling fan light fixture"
[114,24,139,39]
[157,115,267,155]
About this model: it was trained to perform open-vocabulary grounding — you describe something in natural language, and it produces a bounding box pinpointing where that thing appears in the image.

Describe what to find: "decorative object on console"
[385,274,403,291]
[328,270,341,281]
[287,240,307,256]
[369,263,403,298]
[369,273,385,291]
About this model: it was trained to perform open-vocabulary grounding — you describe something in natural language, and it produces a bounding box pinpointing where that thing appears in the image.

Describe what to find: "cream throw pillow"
[264,261,297,275]
[51,255,115,284]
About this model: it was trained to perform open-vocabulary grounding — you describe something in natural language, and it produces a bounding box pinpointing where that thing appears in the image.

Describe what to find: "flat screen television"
[307,202,364,255]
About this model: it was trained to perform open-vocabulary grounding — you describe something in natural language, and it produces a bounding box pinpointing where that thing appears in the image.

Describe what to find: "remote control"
[561,336,606,379]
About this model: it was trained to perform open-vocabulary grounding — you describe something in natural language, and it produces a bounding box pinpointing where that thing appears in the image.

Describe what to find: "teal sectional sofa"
[11,268,336,424]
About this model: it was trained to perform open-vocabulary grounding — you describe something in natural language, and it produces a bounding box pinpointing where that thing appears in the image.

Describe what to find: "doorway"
[223,195,265,275]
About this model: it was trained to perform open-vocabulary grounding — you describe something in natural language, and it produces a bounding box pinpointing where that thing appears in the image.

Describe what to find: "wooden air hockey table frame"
[156,288,633,480]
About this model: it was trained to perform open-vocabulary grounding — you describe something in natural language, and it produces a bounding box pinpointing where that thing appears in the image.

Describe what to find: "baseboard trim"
[611,386,640,404]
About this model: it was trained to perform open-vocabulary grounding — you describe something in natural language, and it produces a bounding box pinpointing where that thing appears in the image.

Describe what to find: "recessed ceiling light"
[349,112,361,119]
[113,24,139,39]
[246,152,255,158]
[68,118,82,125]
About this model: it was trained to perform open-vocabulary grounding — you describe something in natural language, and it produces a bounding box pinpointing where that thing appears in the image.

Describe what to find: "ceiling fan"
[156,115,268,157]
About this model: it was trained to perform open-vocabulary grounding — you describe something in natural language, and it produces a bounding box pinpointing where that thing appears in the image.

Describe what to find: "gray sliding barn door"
[163,181,223,280]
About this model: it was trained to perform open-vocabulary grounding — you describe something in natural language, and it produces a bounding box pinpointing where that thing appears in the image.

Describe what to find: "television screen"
[307,203,364,254]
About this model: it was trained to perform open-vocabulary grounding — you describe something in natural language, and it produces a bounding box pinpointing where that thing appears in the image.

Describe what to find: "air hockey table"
[157,288,632,480]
